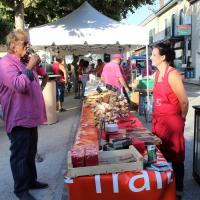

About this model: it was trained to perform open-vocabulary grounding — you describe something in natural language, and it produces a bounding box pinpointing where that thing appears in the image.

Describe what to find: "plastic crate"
[138,79,154,90]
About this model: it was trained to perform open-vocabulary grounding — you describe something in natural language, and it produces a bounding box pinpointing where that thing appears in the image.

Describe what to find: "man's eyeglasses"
[18,41,29,49]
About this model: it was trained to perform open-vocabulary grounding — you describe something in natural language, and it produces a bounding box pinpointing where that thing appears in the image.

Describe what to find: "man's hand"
[27,54,40,70]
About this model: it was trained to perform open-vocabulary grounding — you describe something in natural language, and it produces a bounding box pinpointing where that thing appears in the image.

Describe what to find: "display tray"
[67,145,143,178]
[118,128,162,145]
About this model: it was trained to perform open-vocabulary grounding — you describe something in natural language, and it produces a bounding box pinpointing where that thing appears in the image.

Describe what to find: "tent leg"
[145,44,150,119]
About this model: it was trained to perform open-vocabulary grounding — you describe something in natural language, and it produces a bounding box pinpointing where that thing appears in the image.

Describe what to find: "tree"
[0,0,155,28]
[0,18,13,44]
[15,0,25,30]
[0,2,14,43]
[0,0,25,30]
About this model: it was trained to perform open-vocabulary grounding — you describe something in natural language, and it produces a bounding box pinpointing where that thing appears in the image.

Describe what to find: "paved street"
[0,93,82,200]
[0,83,200,200]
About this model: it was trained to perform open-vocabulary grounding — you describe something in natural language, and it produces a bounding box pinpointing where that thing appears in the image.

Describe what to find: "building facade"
[188,0,200,80]
[140,0,194,79]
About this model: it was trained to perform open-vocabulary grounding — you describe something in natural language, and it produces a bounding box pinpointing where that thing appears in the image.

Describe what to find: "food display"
[68,85,163,178]
[86,90,129,126]
[85,90,112,106]
[70,106,99,168]
[117,127,162,145]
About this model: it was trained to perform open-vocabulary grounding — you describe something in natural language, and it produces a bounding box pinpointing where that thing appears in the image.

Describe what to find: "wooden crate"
[67,145,143,178]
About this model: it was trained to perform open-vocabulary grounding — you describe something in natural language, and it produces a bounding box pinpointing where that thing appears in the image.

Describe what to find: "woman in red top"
[52,57,67,112]
[96,59,105,78]
[151,43,188,199]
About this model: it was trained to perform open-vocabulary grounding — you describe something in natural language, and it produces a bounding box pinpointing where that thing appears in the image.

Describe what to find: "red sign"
[179,25,190,30]
[177,25,191,36]
[66,170,176,200]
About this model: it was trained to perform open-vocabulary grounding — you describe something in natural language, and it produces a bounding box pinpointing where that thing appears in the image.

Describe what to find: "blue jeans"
[56,82,65,102]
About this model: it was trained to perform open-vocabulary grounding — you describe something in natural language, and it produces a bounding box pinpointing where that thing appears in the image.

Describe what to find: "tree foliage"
[0,0,155,27]
[0,18,13,44]
[0,2,14,44]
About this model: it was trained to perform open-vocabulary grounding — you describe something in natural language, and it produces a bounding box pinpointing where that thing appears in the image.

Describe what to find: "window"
[149,28,155,43]
[165,19,168,37]
[179,9,184,25]
[171,14,176,36]
[188,39,191,50]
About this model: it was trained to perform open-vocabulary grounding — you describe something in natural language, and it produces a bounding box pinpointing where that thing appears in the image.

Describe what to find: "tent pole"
[145,44,150,115]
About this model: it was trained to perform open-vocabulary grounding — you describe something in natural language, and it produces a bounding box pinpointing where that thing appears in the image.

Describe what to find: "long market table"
[65,105,176,200]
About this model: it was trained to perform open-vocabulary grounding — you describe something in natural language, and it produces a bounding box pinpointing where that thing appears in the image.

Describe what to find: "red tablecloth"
[66,106,176,200]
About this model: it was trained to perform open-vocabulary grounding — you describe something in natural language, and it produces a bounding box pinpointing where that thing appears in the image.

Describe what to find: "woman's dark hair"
[83,60,89,68]
[79,59,85,65]
[153,42,175,67]
[56,56,63,63]
[97,59,102,63]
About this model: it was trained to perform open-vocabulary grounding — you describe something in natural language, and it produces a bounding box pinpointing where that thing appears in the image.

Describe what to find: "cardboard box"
[138,79,154,90]
[67,145,143,177]
[131,92,139,104]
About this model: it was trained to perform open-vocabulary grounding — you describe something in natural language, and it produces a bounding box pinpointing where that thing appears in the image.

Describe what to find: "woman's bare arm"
[169,70,188,119]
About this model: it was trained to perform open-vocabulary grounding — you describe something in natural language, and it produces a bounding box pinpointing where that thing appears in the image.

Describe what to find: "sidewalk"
[184,78,200,86]
[0,93,82,200]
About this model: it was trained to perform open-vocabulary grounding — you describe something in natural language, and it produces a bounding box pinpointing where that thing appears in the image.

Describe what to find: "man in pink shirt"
[101,54,130,93]
[0,30,48,200]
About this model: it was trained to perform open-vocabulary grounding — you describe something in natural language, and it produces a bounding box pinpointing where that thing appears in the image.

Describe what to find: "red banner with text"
[65,169,176,200]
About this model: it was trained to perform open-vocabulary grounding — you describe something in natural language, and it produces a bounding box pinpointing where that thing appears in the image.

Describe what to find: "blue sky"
[121,0,169,25]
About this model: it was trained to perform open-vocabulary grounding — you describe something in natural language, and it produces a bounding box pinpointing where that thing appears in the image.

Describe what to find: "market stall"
[28,1,152,117]
[29,1,153,112]
[64,88,176,200]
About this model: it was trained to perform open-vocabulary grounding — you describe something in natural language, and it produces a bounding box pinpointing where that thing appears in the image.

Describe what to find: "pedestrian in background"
[77,58,84,98]
[0,30,48,200]
[101,53,130,95]
[81,60,89,99]
[71,55,79,98]
[120,60,131,84]
[151,43,188,200]
[95,59,105,78]
[142,60,153,77]
[52,56,68,112]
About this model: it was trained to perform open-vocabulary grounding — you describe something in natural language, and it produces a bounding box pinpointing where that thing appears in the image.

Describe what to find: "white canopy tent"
[28,1,151,112]
[28,1,148,55]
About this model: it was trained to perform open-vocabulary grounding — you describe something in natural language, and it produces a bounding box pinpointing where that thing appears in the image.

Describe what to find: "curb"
[60,108,81,200]
[184,80,200,86]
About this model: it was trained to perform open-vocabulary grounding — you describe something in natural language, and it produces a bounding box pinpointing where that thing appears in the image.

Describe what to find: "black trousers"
[172,162,184,192]
[7,126,38,196]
